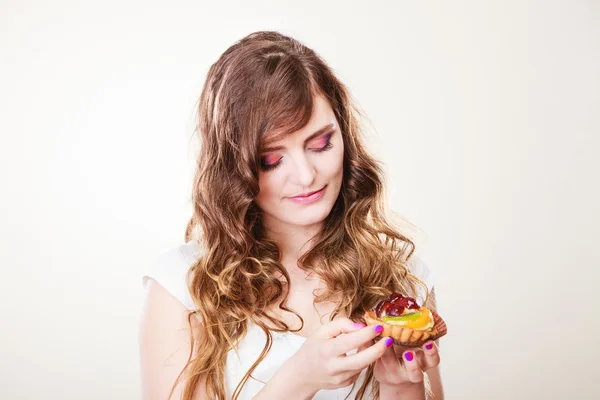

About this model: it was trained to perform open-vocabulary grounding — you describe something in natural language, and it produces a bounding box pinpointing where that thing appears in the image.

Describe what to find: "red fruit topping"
[378,301,393,318]
[386,303,406,317]
[397,296,420,309]
[374,293,421,318]
[388,292,420,309]
[389,292,405,303]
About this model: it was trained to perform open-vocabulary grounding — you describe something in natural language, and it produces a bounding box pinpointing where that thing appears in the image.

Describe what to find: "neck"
[262,218,323,269]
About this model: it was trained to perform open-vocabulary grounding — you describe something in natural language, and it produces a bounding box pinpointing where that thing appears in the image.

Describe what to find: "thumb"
[318,317,365,339]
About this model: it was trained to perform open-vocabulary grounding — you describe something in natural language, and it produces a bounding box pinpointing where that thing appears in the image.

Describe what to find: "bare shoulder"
[139,278,207,400]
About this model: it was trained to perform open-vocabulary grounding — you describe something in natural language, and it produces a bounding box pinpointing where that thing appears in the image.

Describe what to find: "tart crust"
[363,309,448,347]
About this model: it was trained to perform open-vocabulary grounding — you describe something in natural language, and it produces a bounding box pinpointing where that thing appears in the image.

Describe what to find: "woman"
[139,31,444,400]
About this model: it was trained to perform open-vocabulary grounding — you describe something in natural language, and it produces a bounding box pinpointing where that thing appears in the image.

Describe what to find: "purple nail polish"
[426,343,433,350]
[385,337,394,347]
[405,352,414,362]
[374,325,383,334]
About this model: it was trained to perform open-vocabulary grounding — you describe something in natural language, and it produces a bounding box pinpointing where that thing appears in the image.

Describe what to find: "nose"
[288,152,316,188]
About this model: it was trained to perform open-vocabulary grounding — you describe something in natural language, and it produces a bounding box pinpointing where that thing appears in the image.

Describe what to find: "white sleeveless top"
[142,240,436,400]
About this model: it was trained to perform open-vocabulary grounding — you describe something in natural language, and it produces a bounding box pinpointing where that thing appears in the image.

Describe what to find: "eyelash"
[259,135,334,172]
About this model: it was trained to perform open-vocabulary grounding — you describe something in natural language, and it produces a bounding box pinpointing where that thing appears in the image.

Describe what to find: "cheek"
[322,146,344,177]
[256,174,282,204]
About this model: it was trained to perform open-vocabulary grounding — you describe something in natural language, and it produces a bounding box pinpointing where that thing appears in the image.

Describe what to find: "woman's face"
[255,95,344,233]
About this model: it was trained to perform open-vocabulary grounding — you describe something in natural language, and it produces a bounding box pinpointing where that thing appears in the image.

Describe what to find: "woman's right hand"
[287,317,393,395]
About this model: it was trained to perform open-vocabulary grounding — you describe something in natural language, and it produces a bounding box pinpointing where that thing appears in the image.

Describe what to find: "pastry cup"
[363,309,448,347]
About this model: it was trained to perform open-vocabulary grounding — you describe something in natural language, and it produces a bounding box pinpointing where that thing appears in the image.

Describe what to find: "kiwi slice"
[382,311,422,322]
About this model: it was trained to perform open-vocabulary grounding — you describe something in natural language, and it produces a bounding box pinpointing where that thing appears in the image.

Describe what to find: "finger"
[401,350,424,383]
[318,317,365,339]
[336,369,363,387]
[419,340,440,371]
[356,341,370,353]
[332,324,385,356]
[353,340,373,359]
[336,335,393,372]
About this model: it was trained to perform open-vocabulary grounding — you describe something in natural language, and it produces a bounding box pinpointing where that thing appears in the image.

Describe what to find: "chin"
[288,204,334,227]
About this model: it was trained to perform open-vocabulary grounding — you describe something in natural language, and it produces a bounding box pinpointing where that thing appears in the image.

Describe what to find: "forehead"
[261,95,336,148]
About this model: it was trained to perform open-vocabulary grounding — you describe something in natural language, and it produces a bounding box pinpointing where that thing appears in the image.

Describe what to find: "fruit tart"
[363,292,447,347]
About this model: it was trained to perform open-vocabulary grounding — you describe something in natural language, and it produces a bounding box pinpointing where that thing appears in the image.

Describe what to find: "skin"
[255,94,344,267]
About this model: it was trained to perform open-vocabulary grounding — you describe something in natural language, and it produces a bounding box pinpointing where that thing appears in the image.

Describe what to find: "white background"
[1,1,599,399]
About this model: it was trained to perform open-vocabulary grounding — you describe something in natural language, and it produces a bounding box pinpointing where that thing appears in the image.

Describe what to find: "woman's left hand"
[372,340,440,387]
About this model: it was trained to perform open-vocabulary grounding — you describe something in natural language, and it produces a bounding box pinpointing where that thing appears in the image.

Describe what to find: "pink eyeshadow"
[314,138,328,148]
[262,154,279,165]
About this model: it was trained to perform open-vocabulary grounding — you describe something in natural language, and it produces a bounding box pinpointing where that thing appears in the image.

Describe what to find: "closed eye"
[259,156,283,171]
[311,133,334,153]
[259,131,335,172]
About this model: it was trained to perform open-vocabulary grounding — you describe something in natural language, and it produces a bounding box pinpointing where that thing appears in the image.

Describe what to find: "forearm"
[380,382,426,400]
[252,362,316,400]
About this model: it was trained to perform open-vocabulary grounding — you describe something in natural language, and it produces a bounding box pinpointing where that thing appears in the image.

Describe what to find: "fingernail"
[374,325,383,334]
[425,343,433,350]
[385,337,394,347]
[404,352,414,362]
[353,322,366,329]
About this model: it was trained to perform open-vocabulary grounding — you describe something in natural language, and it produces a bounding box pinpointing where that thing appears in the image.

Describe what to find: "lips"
[290,186,325,199]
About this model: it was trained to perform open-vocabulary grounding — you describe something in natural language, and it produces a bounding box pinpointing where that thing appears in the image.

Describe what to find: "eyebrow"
[261,123,335,153]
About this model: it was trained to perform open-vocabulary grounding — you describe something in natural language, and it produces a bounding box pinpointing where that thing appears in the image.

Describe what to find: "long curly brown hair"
[172,31,433,400]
